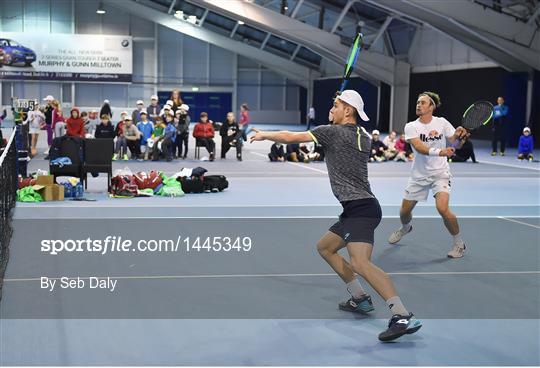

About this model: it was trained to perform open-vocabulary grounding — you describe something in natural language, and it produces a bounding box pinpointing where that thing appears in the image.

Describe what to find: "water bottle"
[75,183,83,198]
[63,183,72,198]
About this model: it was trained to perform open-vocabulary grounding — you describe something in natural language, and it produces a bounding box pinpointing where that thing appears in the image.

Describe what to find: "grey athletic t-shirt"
[309,124,374,202]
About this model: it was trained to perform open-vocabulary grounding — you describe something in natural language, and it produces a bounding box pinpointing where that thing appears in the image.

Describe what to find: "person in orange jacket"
[193,111,215,161]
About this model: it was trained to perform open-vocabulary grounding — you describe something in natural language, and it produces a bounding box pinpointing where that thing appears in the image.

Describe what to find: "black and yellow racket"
[339,33,363,93]
[452,101,493,148]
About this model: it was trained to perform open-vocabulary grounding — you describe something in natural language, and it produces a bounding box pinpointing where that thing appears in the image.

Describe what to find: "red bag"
[133,171,163,190]
[18,177,37,189]
[110,175,138,197]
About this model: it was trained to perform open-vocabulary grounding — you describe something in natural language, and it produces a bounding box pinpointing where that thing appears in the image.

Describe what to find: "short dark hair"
[100,114,109,120]
[80,111,88,117]
[419,91,441,108]
[200,112,208,118]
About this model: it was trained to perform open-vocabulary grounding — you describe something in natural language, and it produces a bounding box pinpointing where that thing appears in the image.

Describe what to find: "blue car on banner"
[0,39,36,66]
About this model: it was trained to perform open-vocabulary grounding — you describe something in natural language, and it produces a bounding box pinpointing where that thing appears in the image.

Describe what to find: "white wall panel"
[183,35,208,85]
[409,28,494,71]
[210,45,233,85]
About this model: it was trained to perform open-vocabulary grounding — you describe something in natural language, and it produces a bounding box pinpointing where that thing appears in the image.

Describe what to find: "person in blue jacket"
[152,111,176,162]
[518,127,534,161]
[136,110,154,160]
[492,96,509,156]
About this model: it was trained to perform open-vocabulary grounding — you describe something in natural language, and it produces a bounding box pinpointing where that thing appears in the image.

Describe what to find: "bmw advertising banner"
[0,32,132,82]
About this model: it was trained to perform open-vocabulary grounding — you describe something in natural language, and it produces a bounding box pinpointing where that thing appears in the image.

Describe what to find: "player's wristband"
[429,148,441,156]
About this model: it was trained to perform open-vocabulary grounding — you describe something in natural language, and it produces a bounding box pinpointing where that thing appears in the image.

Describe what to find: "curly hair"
[419,91,441,108]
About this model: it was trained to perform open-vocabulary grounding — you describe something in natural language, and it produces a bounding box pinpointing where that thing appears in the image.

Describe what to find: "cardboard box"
[32,184,64,201]
[35,175,54,186]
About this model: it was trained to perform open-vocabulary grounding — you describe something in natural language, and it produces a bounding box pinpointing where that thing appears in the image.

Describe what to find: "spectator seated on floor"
[95,114,115,139]
[268,142,285,162]
[383,130,398,161]
[286,143,309,163]
[148,115,165,159]
[300,141,324,161]
[449,139,477,163]
[193,112,216,161]
[370,130,387,162]
[518,127,534,161]
[152,111,176,162]
[152,116,166,138]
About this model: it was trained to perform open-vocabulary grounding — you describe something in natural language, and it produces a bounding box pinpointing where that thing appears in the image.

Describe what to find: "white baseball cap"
[103,99,110,104]
[336,90,369,121]
[150,95,158,100]
[166,100,173,105]
[523,127,531,133]
[372,129,380,135]
[180,104,189,111]
[120,110,128,115]
[125,116,132,120]
[43,95,54,101]
[136,100,144,105]
[164,105,171,110]
[140,109,148,115]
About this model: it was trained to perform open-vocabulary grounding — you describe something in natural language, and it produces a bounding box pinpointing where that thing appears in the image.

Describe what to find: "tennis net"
[0,130,17,301]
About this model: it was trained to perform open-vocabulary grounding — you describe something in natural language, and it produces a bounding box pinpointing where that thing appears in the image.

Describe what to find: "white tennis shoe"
[447,243,466,258]
[388,225,412,244]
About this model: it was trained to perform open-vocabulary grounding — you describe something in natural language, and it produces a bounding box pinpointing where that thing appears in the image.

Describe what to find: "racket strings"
[463,103,493,130]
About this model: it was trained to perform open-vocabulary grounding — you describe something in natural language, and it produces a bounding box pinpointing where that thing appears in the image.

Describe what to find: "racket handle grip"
[451,138,462,148]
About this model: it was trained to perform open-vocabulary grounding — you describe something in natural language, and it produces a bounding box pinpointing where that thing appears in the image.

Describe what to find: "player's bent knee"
[349,256,370,277]
[316,241,333,258]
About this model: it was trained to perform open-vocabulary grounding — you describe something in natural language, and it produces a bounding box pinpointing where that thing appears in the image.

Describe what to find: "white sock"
[400,222,412,233]
[386,296,409,316]
[346,279,367,298]
[453,233,464,246]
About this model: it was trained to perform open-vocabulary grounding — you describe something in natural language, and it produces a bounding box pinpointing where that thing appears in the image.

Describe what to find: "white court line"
[480,160,540,171]
[497,216,540,229]
[5,270,540,282]
[251,151,328,174]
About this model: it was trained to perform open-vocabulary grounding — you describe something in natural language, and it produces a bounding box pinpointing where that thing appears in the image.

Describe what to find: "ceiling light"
[237,20,245,25]
[96,2,106,14]
[187,15,197,24]
[174,10,184,19]
[192,87,200,92]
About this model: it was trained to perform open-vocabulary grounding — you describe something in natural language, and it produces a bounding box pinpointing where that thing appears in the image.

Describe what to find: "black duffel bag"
[203,175,228,192]
[178,176,204,193]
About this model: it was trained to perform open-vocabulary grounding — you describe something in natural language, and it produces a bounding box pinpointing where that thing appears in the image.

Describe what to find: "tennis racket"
[339,33,363,93]
[452,101,493,148]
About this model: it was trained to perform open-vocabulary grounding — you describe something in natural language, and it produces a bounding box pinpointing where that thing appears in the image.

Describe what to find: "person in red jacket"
[193,111,215,161]
[65,107,85,138]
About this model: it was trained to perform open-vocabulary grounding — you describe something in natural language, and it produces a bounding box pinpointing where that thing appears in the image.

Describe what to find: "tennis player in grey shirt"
[250,90,421,342]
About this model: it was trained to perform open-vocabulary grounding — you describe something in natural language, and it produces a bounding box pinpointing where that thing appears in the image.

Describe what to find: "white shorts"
[404,172,451,202]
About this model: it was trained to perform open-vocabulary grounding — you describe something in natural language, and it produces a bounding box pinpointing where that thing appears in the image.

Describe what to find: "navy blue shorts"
[328,197,382,244]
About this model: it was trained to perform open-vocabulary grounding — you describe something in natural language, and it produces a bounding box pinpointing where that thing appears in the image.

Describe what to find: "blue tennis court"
[1,134,539,365]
